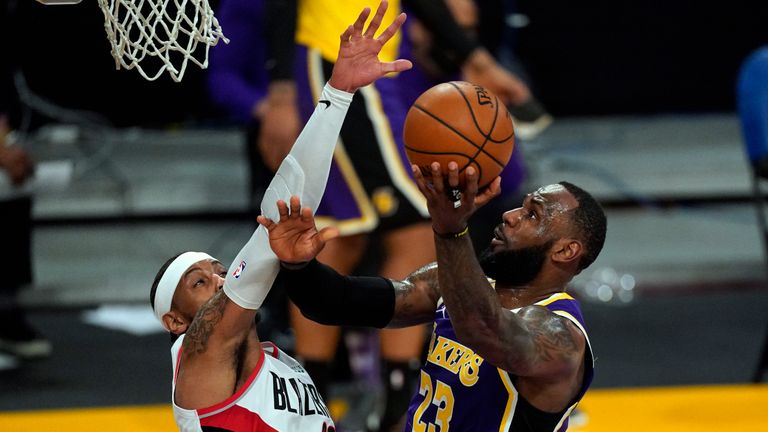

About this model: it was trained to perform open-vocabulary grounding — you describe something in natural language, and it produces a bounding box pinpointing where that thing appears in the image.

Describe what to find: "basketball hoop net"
[95,0,228,82]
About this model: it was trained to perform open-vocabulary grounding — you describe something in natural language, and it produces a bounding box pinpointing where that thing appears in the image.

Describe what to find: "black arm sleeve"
[402,0,481,66]
[264,0,298,81]
[278,259,396,328]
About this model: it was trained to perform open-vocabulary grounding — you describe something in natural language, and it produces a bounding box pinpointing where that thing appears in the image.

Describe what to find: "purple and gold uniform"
[293,43,430,236]
[404,292,594,432]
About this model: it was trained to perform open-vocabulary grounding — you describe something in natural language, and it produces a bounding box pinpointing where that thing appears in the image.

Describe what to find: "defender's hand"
[328,0,412,93]
[257,195,340,264]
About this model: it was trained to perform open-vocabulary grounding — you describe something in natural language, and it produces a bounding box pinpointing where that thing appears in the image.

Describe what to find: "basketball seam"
[448,82,514,144]
[446,85,509,182]
[466,93,502,177]
[411,104,507,170]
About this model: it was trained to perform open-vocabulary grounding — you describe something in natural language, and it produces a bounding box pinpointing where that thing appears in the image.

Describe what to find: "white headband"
[153,251,215,329]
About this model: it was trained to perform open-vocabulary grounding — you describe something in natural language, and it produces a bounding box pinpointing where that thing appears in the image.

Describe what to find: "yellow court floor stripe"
[571,384,768,431]
[0,404,176,432]
[0,384,766,431]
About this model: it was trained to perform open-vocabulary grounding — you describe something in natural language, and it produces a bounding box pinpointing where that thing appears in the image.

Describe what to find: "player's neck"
[232,327,263,391]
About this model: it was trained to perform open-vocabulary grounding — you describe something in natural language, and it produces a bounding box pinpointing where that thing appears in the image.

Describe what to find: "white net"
[97,0,228,82]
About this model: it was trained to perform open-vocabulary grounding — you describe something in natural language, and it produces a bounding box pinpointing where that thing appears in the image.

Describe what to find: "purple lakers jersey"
[404,292,594,431]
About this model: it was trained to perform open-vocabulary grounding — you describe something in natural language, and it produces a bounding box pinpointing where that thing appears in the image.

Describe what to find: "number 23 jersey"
[404,292,594,432]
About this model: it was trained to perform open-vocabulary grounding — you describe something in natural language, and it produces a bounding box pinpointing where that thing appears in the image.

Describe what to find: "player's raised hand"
[412,161,501,235]
[328,0,412,93]
[257,196,339,265]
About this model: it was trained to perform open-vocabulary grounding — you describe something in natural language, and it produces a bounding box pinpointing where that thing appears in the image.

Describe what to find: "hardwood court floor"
[572,384,768,431]
[0,384,766,431]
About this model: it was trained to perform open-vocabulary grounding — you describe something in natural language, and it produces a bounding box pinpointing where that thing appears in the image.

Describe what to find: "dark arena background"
[1,1,768,431]
[7,0,768,124]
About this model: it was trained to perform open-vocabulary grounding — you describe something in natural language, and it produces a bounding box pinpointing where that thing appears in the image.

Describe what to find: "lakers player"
[259,170,607,431]
[149,4,412,430]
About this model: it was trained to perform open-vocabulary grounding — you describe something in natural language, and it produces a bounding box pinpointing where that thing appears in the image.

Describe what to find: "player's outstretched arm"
[258,196,440,328]
[412,162,585,379]
[223,0,411,313]
[176,0,413,411]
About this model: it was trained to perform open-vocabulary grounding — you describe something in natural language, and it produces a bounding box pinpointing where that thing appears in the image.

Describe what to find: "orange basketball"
[403,81,515,188]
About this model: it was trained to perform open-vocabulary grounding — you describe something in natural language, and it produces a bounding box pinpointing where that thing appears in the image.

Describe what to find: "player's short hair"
[559,181,607,271]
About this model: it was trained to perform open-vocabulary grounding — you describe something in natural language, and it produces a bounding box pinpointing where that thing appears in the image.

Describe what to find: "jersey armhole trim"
[197,347,267,417]
[551,310,594,367]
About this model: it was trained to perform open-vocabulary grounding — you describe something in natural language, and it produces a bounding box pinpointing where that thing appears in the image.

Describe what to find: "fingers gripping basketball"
[403,81,515,188]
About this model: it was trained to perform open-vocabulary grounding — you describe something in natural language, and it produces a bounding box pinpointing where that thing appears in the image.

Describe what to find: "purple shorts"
[292,43,527,235]
[294,46,430,235]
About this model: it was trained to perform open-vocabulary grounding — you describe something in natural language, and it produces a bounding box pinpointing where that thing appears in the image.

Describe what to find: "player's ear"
[551,238,582,265]
[163,311,189,335]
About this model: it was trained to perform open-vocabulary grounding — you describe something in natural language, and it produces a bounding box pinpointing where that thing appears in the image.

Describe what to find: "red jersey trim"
[200,404,279,431]
[263,341,280,358]
[173,346,183,385]
[197,347,267,416]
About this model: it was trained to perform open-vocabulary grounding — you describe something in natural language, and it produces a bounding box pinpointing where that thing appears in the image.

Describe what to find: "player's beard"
[478,240,554,286]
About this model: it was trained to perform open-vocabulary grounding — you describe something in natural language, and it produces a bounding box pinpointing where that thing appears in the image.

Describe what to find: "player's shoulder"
[517,300,583,333]
[516,305,587,358]
[517,303,560,322]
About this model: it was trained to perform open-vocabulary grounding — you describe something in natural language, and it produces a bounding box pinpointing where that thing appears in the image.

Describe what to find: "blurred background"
[1,0,768,431]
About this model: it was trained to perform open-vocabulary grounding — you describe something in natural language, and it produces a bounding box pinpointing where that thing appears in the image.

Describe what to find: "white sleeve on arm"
[224,83,354,310]
[260,84,353,219]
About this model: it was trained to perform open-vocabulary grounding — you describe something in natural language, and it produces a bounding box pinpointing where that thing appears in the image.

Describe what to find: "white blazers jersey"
[170,336,335,431]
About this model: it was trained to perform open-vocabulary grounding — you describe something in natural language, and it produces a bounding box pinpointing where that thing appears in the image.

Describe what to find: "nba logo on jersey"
[232,260,247,279]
